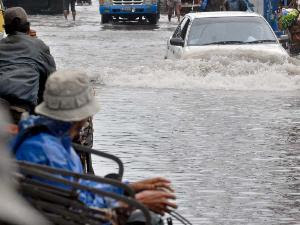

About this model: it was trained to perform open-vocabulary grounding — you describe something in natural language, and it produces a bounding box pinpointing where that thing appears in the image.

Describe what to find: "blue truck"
[99,0,160,24]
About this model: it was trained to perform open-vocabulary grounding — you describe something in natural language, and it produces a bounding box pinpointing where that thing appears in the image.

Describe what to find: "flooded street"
[30,1,300,224]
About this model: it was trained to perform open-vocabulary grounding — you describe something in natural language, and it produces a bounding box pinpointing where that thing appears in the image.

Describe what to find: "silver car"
[165,11,289,59]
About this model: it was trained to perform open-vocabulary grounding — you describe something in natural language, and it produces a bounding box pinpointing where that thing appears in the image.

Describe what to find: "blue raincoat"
[12,115,124,209]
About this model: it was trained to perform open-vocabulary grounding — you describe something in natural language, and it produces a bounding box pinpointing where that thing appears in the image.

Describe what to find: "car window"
[181,19,190,40]
[172,17,189,39]
[187,16,277,46]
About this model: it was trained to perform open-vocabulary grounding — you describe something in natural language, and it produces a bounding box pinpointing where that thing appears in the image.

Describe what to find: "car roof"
[185,11,263,20]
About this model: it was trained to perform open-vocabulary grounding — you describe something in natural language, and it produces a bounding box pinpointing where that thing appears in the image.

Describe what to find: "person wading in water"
[167,0,182,22]
[63,0,77,21]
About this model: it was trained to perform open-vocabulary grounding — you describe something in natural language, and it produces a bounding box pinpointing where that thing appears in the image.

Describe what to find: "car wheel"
[101,14,111,24]
[148,14,159,25]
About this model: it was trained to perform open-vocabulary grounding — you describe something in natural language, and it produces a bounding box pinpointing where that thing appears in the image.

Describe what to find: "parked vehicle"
[165,12,289,59]
[99,0,160,24]
[3,0,63,14]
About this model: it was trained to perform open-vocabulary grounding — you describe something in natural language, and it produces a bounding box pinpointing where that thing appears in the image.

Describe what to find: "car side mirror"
[279,34,289,43]
[170,37,184,47]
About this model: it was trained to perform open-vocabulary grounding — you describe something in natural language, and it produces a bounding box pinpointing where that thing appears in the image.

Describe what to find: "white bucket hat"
[35,70,100,122]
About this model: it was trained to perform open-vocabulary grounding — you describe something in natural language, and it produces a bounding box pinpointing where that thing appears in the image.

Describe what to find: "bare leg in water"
[64,10,69,20]
[167,3,174,22]
[72,12,76,21]
[175,2,181,22]
[71,0,76,21]
[168,11,172,22]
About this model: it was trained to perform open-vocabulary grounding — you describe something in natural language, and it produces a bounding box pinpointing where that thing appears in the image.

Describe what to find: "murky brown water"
[30,1,300,224]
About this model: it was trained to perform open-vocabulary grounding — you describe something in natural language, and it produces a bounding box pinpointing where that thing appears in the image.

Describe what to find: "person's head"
[35,70,100,137]
[4,7,30,35]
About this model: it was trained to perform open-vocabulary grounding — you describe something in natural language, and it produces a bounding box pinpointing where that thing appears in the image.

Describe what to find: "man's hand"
[28,29,37,38]
[130,177,174,193]
[135,190,177,215]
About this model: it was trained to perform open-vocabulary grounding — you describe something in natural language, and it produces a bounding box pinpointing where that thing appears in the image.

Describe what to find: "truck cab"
[99,0,160,24]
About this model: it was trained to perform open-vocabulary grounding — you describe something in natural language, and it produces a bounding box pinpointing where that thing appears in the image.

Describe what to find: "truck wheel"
[148,14,159,25]
[101,14,110,24]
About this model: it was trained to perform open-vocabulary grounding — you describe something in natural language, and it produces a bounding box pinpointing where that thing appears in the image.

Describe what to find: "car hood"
[182,44,289,60]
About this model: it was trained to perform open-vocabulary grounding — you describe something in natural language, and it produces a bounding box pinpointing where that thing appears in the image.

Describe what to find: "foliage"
[278,8,300,30]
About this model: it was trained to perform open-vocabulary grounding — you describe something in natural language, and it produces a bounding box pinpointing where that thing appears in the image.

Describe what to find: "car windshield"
[187,16,277,46]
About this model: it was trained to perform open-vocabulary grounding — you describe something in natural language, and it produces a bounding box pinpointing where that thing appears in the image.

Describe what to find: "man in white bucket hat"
[12,70,177,225]
[34,70,99,122]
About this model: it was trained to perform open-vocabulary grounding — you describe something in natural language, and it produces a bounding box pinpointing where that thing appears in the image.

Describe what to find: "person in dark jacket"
[13,70,177,224]
[224,0,248,11]
[0,7,56,117]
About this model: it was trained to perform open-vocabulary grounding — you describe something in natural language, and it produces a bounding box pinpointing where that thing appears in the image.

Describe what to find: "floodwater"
[30,1,300,224]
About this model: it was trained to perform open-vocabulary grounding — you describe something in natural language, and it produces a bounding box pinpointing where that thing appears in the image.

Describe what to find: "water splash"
[98,50,300,91]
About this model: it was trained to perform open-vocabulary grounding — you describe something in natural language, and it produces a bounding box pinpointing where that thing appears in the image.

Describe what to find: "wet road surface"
[30,1,300,224]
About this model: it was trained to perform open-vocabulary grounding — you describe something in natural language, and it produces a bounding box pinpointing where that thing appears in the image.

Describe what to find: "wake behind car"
[165,12,289,59]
